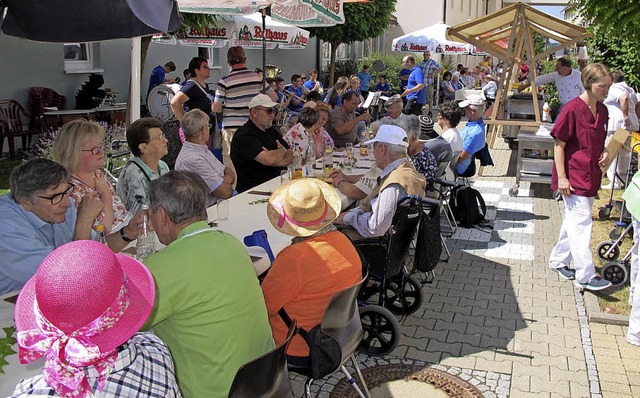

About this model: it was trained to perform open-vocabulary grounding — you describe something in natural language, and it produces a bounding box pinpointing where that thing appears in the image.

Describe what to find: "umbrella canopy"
[0,0,180,42]
[152,13,310,49]
[392,22,472,54]
[177,0,344,27]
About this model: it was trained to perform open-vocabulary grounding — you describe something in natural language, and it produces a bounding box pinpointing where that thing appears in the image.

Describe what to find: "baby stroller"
[342,195,440,356]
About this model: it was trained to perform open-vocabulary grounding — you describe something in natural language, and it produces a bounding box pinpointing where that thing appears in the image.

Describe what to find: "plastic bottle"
[292,142,303,179]
[323,139,334,178]
[96,224,108,247]
[542,102,552,122]
[136,204,155,262]
[305,147,316,177]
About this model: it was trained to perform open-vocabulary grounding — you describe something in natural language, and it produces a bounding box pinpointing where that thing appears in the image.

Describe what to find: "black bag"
[278,309,342,379]
[450,185,487,228]
[414,205,442,272]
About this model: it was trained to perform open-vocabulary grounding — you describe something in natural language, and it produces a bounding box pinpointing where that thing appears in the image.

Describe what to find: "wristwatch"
[120,228,135,242]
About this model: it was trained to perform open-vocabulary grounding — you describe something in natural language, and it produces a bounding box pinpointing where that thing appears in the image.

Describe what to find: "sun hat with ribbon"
[15,240,155,398]
[267,178,341,237]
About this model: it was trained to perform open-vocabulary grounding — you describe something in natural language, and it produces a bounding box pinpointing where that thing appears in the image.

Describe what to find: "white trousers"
[627,216,640,345]
[549,195,597,283]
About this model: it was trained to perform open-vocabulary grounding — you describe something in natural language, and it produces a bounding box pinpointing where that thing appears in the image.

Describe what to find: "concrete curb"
[583,291,629,325]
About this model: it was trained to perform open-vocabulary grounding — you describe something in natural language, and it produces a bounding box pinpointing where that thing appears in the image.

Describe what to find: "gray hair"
[148,170,209,225]
[388,115,420,139]
[181,109,210,140]
[10,159,69,204]
[469,103,486,114]
[383,142,408,157]
[370,120,382,134]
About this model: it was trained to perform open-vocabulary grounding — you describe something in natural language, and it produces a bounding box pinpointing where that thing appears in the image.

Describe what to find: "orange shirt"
[261,231,362,357]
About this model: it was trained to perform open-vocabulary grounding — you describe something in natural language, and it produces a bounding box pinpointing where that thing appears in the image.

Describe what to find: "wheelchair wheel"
[599,206,612,220]
[385,274,423,315]
[602,262,629,287]
[597,241,620,261]
[358,305,400,357]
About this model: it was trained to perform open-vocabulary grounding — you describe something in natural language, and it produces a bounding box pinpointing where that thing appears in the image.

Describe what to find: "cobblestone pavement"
[288,138,636,397]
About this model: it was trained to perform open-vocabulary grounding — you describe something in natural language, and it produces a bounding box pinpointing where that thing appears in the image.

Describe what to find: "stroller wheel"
[358,305,400,356]
[598,207,612,220]
[385,274,424,315]
[597,241,620,261]
[609,225,626,241]
[508,186,518,197]
[602,262,629,287]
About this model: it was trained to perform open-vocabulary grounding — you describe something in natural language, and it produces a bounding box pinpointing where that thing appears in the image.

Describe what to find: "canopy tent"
[152,13,310,50]
[446,3,591,145]
[177,0,345,27]
[0,0,180,123]
[392,22,489,54]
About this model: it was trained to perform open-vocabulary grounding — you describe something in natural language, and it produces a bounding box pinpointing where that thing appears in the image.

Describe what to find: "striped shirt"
[214,68,273,128]
[12,332,182,398]
[420,59,441,85]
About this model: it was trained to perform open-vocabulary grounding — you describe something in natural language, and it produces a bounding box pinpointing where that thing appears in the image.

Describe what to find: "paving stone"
[599,380,632,395]
[475,357,512,374]
[569,381,591,397]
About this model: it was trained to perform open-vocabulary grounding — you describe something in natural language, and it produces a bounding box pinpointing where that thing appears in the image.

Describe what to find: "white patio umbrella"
[392,22,472,54]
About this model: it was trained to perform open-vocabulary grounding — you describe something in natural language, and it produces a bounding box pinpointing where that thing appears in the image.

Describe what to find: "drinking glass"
[281,169,289,184]
[345,142,354,159]
[217,200,229,221]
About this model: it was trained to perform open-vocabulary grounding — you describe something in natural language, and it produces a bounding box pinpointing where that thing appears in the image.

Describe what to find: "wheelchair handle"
[398,194,440,207]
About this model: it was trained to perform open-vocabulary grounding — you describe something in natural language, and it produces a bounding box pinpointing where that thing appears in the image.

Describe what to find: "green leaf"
[0,326,17,374]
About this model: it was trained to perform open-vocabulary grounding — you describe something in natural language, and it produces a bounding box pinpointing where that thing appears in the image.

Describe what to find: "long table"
[0,150,375,394]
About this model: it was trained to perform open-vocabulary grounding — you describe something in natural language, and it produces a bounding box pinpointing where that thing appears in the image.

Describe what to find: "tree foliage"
[307,0,397,85]
[570,0,640,37]
[587,30,640,88]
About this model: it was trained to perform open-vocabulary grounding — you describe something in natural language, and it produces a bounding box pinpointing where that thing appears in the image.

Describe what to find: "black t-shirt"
[180,80,214,115]
[231,119,290,193]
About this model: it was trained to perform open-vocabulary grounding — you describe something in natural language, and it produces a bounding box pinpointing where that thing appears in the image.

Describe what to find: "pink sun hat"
[14,240,155,395]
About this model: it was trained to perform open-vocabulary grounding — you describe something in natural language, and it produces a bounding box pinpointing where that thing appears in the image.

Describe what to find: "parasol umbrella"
[0,0,180,123]
[392,22,472,54]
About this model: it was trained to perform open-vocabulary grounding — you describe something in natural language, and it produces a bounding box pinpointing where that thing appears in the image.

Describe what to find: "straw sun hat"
[16,240,155,365]
[267,178,342,237]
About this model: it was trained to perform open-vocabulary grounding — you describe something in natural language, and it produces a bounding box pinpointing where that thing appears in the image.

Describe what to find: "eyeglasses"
[81,145,105,155]
[150,132,166,141]
[39,184,74,205]
[256,107,276,115]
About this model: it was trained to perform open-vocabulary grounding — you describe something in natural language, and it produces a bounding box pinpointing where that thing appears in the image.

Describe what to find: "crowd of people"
[3,42,640,397]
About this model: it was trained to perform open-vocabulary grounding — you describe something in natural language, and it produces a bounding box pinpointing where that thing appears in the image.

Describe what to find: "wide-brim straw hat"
[15,240,155,355]
[267,178,341,237]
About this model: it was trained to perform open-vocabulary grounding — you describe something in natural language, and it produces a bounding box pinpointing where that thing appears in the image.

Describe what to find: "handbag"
[278,308,342,379]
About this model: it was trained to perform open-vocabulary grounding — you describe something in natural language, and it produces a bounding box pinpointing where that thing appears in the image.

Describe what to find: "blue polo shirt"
[287,85,305,113]
[399,68,411,91]
[148,65,165,94]
[0,194,80,294]
[407,66,426,104]
[456,118,486,174]
[357,71,371,92]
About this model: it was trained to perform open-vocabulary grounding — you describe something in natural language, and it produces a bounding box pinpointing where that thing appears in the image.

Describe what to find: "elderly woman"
[392,115,439,180]
[52,119,133,234]
[440,71,456,101]
[380,94,407,124]
[548,63,613,291]
[116,117,169,216]
[451,72,464,91]
[261,179,362,366]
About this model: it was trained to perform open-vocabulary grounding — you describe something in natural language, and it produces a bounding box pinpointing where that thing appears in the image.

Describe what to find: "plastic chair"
[288,277,371,398]
[27,87,66,131]
[0,99,39,159]
[228,320,296,398]
[244,229,276,264]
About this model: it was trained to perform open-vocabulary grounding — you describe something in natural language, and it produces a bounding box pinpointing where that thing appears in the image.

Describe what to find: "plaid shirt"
[420,59,442,85]
[11,333,182,398]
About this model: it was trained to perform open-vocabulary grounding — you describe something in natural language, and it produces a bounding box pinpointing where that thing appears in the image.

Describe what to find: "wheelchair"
[343,195,441,356]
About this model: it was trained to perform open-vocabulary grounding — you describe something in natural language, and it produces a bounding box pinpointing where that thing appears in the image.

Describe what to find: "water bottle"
[292,142,303,179]
[96,224,108,247]
[305,147,316,177]
[136,204,155,262]
[323,139,334,178]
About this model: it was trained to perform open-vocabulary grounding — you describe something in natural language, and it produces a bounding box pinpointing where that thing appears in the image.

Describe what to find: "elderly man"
[12,240,181,397]
[380,94,407,124]
[231,94,293,193]
[335,125,426,238]
[117,117,170,216]
[400,56,426,116]
[0,159,139,294]
[143,170,274,397]
[213,46,278,169]
[325,91,371,147]
[419,51,442,117]
[518,57,584,108]
[456,95,487,176]
[175,109,235,203]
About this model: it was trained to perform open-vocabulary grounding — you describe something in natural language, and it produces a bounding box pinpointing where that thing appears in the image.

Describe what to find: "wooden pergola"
[446,2,591,147]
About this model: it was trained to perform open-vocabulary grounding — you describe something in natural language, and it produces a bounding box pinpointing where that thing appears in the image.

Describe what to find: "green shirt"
[116,157,169,215]
[623,170,640,220]
[143,221,274,397]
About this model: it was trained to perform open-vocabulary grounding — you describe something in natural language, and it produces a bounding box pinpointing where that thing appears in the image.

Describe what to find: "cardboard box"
[600,128,631,172]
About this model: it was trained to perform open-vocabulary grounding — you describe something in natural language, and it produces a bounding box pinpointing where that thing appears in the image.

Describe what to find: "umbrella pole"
[262,7,267,79]
[130,36,141,124]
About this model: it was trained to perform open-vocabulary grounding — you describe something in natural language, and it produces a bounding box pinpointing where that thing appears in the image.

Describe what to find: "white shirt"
[440,128,463,180]
[606,82,639,132]
[535,69,584,106]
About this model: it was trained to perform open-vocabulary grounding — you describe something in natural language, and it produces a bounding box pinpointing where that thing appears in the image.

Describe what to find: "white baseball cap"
[459,94,485,108]
[249,94,278,109]
[364,125,409,147]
